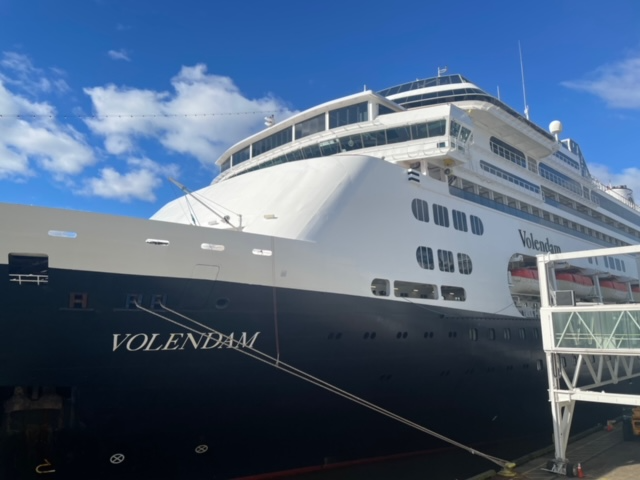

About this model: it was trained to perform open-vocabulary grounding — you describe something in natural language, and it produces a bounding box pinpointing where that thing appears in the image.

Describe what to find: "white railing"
[9,274,49,285]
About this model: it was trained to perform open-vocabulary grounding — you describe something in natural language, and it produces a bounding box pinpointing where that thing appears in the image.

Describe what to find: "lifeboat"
[556,273,595,299]
[509,268,539,295]
[599,279,630,302]
[510,269,630,303]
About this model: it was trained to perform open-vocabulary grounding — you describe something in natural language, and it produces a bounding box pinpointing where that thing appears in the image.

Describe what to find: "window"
[221,157,231,172]
[480,160,540,194]
[126,293,143,309]
[295,114,325,139]
[469,215,484,235]
[339,134,363,151]
[150,294,166,310]
[457,253,473,274]
[8,253,49,285]
[232,146,250,165]
[416,246,434,270]
[386,126,411,144]
[519,328,526,340]
[253,128,293,156]
[329,102,368,128]
[433,204,449,227]
[438,249,455,272]
[394,280,437,299]
[452,210,467,231]
[469,328,478,341]
[504,328,511,340]
[490,137,526,167]
[69,292,88,309]
[441,285,465,301]
[488,328,496,340]
[411,199,429,222]
[470,215,484,235]
[371,278,389,296]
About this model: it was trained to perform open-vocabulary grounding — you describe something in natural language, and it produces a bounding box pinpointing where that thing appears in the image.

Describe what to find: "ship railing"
[9,274,49,285]
[590,176,640,213]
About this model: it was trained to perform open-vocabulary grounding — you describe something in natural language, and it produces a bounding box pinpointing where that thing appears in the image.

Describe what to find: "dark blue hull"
[0,267,618,478]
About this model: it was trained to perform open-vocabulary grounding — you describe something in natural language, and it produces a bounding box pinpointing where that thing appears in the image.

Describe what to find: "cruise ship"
[1,73,639,479]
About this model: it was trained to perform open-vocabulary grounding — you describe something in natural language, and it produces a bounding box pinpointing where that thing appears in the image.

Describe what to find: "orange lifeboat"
[556,273,595,299]
[509,268,539,295]
[599,280,629,302]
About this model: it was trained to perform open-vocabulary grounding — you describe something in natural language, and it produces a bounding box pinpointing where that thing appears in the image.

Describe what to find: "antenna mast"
[519,41,530,120]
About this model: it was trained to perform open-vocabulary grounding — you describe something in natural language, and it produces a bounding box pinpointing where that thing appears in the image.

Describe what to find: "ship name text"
[518,230,561,253]
[112,332,260,352]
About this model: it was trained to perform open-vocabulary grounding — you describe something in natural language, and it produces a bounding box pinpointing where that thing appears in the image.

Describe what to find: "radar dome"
[549,120,563,137]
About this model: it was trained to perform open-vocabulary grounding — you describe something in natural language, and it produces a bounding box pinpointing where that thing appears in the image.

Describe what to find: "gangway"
[537,245,640,476]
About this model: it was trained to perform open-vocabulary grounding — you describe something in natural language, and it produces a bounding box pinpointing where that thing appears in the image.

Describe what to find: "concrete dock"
[237,422,639,480]
[475,422,639,480]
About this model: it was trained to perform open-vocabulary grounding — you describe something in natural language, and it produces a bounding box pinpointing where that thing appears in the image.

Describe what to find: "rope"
[134,300,511,469]
[0,110,281,120]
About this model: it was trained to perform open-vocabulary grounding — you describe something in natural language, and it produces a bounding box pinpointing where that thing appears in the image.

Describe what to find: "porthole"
[488,328,496,340]
[215,298,230,309]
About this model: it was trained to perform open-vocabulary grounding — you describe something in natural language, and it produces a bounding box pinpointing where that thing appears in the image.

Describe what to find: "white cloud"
[562,54,640,109]
[0,78,95,180]
[84,64,297,165]
[107,49,131,62]
[0,51,69,95]
[79,157,179,202]
[588,163,640,203]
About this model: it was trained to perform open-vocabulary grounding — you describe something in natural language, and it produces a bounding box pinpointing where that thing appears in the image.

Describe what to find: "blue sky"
[1,0,640,218]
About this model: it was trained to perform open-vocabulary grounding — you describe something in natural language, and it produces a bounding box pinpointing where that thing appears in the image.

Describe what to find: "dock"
[235,422,638,480]
[472,422,639,480]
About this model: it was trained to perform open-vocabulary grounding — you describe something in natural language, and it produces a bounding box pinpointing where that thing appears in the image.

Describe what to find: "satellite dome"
[549,120,563,136]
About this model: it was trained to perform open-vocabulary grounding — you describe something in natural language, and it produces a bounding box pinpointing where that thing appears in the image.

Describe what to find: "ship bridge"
[537,245,640,475]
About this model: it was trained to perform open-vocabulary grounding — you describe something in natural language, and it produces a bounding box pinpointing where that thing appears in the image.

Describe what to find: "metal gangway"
[537,245,640,476]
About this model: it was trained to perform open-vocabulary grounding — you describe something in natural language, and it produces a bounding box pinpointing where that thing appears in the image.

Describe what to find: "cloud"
[0,51,69,95]
[0,76,95,180]
[588,163,640,203]
[79,157,179,202]
[107,49,131,62]
[562,54,640,109]
[84,64,297,165]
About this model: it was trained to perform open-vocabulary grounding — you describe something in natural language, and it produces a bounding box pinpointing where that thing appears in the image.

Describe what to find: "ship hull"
[0,265,569,479]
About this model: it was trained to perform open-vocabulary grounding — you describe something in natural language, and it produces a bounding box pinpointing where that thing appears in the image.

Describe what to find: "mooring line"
[134,301,510,469]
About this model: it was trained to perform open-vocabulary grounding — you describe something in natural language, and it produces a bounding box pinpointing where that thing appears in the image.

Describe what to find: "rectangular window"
[69,292,88,309]
[441,286,465,301]
[362,130,386,148]
[457,253,473,274]
[329,102,368,128]
[433,204,450,227]
[339,134,363,151]
[452,210,467,231]
[438,249,455,272]
[253,128,293,156]
[394,280,437,299]
[386,126,411,144]
[416,246,434,270]
[220,157,231,172]
[232,146,250,165]
[295,114,326,139]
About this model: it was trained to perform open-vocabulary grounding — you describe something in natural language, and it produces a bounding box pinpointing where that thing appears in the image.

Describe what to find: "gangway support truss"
[537,244,640,476]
